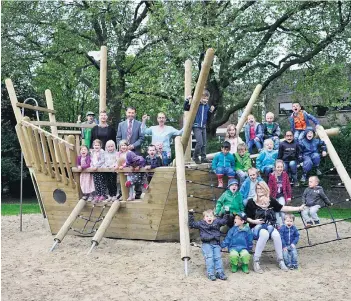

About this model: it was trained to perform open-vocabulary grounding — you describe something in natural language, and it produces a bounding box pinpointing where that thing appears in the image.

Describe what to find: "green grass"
[317,208,351,220]
[1,203,41,216]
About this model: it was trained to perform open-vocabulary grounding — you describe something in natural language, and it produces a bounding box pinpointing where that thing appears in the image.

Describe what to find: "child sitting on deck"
[256,139,278,177]
[77,145,95,201]
[244,114,263,154]
[188,208,229,281]
[239,168,263,206]
[263,112,281,150]
[221,212,253,273]
[225,124,243,154]
[234,143,252,186]
[212,141,236,188]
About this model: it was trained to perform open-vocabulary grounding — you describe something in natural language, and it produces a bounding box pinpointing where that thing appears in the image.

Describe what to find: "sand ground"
[2,214,351,301]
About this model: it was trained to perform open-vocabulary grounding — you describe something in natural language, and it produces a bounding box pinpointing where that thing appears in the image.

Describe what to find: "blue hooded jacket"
[244,122,264,143]
[288,110,319,133]
[299,129,327,157]
[239,176,264,202]
[212,152,235,170]
[256,149,278,172]
[279,225,300,248]
[221,224,253,252]
[184,99,212,128]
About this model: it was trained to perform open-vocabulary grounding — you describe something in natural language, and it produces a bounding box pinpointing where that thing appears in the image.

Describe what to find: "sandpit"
[2,214,351,301]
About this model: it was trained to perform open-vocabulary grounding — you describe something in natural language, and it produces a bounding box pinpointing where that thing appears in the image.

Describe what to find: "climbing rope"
[71,205,107,235]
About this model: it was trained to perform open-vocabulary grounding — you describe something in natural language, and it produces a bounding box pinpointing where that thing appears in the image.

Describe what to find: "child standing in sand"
[188,209,228,281]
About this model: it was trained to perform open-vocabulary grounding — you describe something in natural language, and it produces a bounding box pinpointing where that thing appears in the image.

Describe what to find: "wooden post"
[119,173,129,201]
[315,125,351,197]
[181,48,215,152]
[45,90,58,137]
[184,60,192,162]
[91,201,121,246]
[236,84,263,134]
[40,132,54,178]
[99,46,107,112]
[5,78,22,123]
[175,137,191,270]
[54,199,86,243]
[47,137,61,181]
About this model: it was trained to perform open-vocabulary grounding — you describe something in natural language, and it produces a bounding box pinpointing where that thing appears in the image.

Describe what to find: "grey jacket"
[302,186,331,207]
[116,119,144,155]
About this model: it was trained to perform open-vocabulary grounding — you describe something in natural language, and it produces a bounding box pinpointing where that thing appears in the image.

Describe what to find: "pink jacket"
[268,171,292,202]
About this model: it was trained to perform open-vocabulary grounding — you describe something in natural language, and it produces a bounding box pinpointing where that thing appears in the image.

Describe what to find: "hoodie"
[302,186,331,207]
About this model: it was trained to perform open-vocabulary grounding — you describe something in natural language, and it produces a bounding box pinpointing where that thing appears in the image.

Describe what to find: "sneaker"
[125,181,132,188]
[193,157,201,164]
[294,182,300,187]
[314,220,320,225]
[98,195,106,202]
[278,260,289,271]
[201,158,210,163]
[87,195,94,202]
[289,265,294,270]
[111,196,117,202]
[253,261,263,274]
[82,195,88,200]
[306,221,313,228]
[116,193,122,200]
[293,265,299,270]
[215,272,227,280]
[143,183,149,190]
[208,274,216,281]
[316,169,322,176]
[93,196,100,203]
[300,175,306,182]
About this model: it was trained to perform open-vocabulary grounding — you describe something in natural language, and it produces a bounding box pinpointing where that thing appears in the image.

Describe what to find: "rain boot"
[217,175,224,188]
[241,264,249,274]
[231,264,238,273]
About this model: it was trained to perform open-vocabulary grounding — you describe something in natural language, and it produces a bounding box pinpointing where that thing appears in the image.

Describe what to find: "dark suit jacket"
[116,119,144,154]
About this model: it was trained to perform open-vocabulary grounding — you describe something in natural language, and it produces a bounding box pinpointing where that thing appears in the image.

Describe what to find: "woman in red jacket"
[268,159,292,227]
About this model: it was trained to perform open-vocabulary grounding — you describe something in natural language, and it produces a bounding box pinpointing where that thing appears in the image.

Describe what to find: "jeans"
[161,151,170,166]
[262,166,274,176]
[229,249,251,265]
[201,243,224,276]
[193,127,207,160]
[284,161,297,182]
[247,139,262,154]
[275,196,286,226]
[303,153,321,174]
[252,224,275,240]
[215,166,235,177]
[236,170,248,186]
[283,246,298,267]
[272,137,280,150]
[301,205,321,223]
[294,130,305,141]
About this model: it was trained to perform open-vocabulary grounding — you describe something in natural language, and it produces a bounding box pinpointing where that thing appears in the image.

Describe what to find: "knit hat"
[236,212,247,222]
[86,111,95,117]
[227,178,239,188]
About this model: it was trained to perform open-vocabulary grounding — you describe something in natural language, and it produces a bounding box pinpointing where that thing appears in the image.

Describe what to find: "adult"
[245,181,304,273]
[116,107,144,199]
[141,112,183,165]
[90,111,116,149]
[116,107,144,155]
[80,111,97,148]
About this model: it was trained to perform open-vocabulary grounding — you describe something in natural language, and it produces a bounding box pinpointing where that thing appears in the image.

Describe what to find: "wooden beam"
[16,102,56,114]
[45,89,58,137]
[59,142,75,188]
[54,139,68,185]
[181,48,215,152]
[184,60,193,162]
[72,167,156,173]
[119,173,129,201]
[47,137,61,182]
[33,129,47,175]
[99,46,107,113]
[40,132,54,178]
[30,121,95,128]
[5,78,22,123]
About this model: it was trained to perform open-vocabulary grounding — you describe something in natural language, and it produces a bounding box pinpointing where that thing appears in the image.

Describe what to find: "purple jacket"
[77,155,91,169]
[125,151,146,168]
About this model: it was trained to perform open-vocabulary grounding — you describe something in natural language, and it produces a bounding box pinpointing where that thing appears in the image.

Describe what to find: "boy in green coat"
[235,143,252,186]
[215,179,244,216]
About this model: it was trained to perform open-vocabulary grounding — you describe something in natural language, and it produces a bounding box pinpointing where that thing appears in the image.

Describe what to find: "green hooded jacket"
[234,151,252,172]
[215,190,244,216]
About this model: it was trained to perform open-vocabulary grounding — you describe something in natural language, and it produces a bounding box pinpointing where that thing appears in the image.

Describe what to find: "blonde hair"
[256,181,270,196]
[263,138,274,149]
[92,139,102,147]
[266,112,274,119]
[284,214,295,221]
[255,181,271,206]
[309,175,320,184]
[237,143,247,151]
[203,209,214,217]
[105,140,116,151]
[248,167,259,176]
[247,114,256,121]
[119,139,129,147]
[80,145,89,154]
[274,159,284,169]
[225,124,237,139]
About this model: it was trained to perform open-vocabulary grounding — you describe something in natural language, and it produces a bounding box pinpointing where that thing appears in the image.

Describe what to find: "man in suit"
[116,107,145,199]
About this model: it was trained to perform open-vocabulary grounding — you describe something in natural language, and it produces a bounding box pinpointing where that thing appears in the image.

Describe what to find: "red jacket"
[268,171,292,202]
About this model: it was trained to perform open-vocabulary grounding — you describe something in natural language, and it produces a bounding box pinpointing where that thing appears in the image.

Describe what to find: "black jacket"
[278,140,300,162]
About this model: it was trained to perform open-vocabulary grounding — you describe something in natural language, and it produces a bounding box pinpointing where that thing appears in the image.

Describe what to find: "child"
[239,167,263,206]
[90,139,107,202]
[211,141,236,188]
[188,208,228,281]
[256,139,278,176]
[123,151,147,201]
[80,111,96,148]
[115,140,129,200]
[299,128,327,182]
[302,176,332,227]
[103,140,118,201]
[244,114,263,154]
[184,90,215,164]
[263,112,281,150]
[215,179,244,216]
[268,160,292,227]
[76,145,95,201]
[145,144,163,184]
[277,131,300,186]
[289,102,319,141]
[225,124,243,154]
[221,212,253,273]
[154,142,167,166]
[279,214,300,269]
[234,143,252,186]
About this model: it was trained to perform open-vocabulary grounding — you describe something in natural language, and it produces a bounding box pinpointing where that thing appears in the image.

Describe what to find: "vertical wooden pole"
[175,137,191,268]
[99,46,107,113]
[181,48,215,152]
[184,60,192,162]
[119,173,129,201]
[315,125,351,197]
[236,84,262,134]
[45,90,58,137]
[5,79,22,123]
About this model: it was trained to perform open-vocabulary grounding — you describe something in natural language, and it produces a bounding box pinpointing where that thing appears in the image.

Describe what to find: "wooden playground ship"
[6,48,351,267]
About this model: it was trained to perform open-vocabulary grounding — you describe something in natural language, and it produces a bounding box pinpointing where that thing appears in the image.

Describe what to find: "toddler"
[234,143,252,185]
[302,176,332,227]
[256,139,278,176]
[268,160,292,227]
[239,167,263,206]
[279,214,300,269]
[154,142,167,166]
[77,145,95,201]
[184,89,215,164]
[225,124,243,154]
[244,114,263,154]
[103,140,118,201]
[145,144,163,185]
[90,139,107,202]
[263,112,281,149]
[221,212,253,273]
[188,209,228,281]
[289,102,319,141]
[211,141,236,188]
[215,179,244,216]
